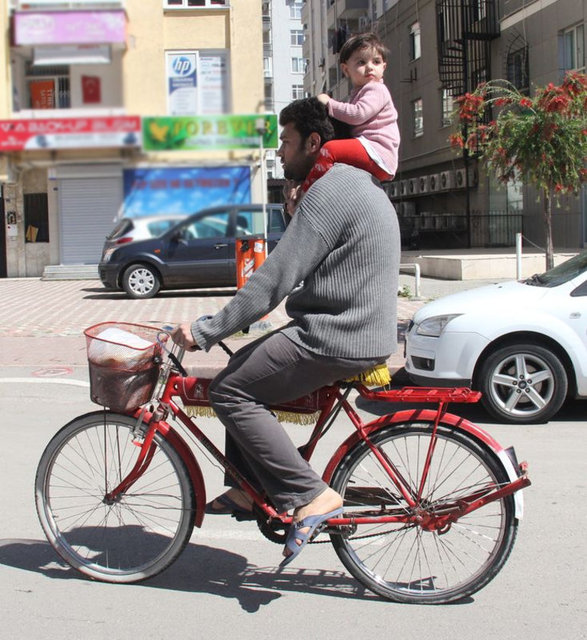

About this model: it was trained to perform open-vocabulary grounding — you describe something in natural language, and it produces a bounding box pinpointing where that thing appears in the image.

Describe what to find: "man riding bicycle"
[171,97,400,565]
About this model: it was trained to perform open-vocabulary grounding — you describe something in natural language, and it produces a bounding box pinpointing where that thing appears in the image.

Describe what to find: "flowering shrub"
[451,72,587,268]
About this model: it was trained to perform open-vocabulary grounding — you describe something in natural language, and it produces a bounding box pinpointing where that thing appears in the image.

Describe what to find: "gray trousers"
[208,330,381,512]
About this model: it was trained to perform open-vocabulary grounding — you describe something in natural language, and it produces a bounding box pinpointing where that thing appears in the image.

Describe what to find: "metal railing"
[399,213,523,250]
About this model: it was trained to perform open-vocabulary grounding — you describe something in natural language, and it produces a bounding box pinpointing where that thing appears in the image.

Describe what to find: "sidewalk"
[0,275,505,378]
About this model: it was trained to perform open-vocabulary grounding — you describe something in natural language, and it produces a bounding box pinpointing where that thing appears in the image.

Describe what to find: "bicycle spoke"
[331,422,517,604]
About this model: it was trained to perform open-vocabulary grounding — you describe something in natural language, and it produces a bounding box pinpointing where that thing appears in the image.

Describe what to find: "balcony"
[327,0,368,27]
[436,0,499,95]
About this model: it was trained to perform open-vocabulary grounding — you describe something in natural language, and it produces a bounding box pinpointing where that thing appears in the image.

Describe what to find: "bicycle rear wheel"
[330,422,517,604]
[35,411,195,583]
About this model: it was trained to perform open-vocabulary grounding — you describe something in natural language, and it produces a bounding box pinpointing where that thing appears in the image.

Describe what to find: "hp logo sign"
[172,56,194,77]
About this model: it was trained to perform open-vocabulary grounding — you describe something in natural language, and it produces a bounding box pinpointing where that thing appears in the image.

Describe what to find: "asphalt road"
[1,371,586,640]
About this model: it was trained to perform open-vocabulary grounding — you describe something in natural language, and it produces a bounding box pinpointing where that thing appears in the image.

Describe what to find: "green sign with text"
[142,114,278,151]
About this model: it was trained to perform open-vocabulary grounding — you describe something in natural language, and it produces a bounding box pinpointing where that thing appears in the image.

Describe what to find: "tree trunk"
[543,188,554,270]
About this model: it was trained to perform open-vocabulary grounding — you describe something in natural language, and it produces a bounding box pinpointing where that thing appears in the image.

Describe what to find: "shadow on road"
[82,287,238,300]
[0,537,404,612]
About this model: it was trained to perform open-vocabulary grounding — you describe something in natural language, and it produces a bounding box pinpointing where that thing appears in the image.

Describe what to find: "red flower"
[519,98,533,108]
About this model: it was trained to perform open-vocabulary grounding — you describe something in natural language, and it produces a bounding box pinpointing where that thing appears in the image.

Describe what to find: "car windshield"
[525,250,587,287]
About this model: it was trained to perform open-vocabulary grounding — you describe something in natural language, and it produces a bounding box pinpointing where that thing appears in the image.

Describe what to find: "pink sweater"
[327,81,400,177]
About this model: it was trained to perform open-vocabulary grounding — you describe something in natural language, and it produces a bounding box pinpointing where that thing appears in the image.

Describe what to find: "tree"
[450,72,587,269]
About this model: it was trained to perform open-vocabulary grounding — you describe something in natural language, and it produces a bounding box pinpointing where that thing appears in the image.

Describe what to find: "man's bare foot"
[282,487,343,559]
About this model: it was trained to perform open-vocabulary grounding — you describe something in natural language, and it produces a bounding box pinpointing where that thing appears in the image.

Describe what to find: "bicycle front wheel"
[35,411,195,583]
[330,422,517,604]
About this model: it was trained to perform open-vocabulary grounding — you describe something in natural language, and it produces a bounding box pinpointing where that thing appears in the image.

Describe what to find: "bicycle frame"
[103,357,530,532]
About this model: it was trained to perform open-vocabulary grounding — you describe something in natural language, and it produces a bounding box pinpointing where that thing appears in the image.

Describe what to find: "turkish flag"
[82,76,101,104]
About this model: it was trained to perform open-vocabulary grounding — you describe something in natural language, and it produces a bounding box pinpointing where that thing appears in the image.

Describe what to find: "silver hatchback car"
[103,215,187,251]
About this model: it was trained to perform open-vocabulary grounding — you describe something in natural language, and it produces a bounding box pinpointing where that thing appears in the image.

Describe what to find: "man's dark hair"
[339,32,388,65]
[279,98,335,146]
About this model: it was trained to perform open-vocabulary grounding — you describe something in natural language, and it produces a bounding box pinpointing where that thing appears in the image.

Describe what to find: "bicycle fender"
[322,408,524,518]
[154,420,207,528]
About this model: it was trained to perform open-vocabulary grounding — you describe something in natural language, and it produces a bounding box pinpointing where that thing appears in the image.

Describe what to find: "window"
[289,1,303,20]
[183,210,230,240]
[441,89,454,127]
[264,81,273,111]
[291,57,305,73]
[25,62,70,109]
[264,57,273,78]
[292,84,304,100]
[263,27,272,47]
[409,22,421,60]
[413,99,423,137]
[291,30,304,46]
[507,46,529,93]
[24,193,49,243]
[164,0,229,7]
[560,23,585,73]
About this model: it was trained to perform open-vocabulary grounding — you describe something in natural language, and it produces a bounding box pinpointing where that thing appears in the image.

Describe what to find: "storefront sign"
[0,116,141,151]
[142,114,278,151]
[14,10,127,46]
[166,52,198,116]
[123,166,251,216]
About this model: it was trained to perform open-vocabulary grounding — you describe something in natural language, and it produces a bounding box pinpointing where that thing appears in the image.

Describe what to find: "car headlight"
[415,314,462,337]
[101,248,116,263]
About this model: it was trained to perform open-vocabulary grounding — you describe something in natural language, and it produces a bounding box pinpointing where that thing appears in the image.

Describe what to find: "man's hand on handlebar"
[171,323,201,351]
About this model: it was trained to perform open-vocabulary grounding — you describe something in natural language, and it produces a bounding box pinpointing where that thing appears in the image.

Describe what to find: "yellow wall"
[124,1,263,116]
[0,0,10,119]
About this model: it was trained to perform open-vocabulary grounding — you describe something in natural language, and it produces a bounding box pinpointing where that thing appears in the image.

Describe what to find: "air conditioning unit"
[408,177,419,196]
[388,182,400,198]
[419,175,429,194]
[440,170,455,190]
[429,173,440,192]
[398,201,416,216]
[400,180,409,196]
[455,168,467,189]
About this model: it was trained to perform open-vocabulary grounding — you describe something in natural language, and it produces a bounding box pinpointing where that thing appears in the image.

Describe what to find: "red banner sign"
[0,116,141,150]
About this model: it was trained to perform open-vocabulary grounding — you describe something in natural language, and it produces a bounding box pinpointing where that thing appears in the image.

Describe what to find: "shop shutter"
[58,174,123,264]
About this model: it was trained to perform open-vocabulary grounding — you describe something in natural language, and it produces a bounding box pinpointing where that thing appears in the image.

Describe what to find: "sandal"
[279,507,343,567]
[205,491,255,520]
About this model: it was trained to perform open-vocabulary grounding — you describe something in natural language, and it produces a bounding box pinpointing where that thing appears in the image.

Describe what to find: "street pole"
[255,117,268,258]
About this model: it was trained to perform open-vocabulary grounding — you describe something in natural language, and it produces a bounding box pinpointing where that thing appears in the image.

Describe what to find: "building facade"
[302,0,587,251]
[262,0,305,190]
[0,0,266,277]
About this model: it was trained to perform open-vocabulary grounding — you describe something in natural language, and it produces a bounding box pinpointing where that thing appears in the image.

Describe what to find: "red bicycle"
[35,322,530,604]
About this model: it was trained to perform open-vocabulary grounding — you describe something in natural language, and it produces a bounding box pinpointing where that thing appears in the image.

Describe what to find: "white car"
[405,250,587,423]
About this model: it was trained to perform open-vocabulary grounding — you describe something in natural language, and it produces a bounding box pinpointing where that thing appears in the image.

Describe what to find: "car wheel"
[122,264,160,299]
[477,342,568,424]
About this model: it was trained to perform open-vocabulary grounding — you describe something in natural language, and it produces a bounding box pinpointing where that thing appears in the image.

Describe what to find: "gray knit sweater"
[191,163,400,359]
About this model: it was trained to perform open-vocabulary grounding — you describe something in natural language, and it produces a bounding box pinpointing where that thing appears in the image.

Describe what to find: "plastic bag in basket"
[85,323,164,412]
[87,327,155,370]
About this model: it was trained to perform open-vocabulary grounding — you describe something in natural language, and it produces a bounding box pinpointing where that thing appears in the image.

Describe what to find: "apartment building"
[262,0,305,189]
[302,0,586,251]
[0,0,265,277]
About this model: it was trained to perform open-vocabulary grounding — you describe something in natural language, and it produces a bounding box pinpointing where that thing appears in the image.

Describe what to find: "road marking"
[0,377,89,388]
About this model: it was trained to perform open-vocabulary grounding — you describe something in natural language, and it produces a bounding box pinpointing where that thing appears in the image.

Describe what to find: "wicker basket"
[84,322,165,412]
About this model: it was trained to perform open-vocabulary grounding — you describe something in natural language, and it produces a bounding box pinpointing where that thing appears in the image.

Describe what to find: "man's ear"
[305,132,322,153]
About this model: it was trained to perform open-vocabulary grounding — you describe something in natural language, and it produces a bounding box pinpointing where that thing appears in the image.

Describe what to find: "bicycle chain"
[309,523,413,544]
